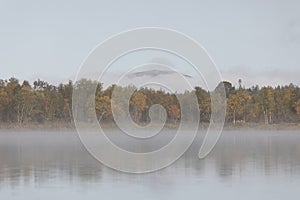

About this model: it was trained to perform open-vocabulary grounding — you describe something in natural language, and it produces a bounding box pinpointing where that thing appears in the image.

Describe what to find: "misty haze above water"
[0,130,300,199]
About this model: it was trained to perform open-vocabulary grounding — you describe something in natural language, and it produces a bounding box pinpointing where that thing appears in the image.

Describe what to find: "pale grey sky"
[0,0,300,88]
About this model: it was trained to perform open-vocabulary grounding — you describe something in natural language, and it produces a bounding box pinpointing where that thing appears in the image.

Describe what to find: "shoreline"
[0,122,300,131]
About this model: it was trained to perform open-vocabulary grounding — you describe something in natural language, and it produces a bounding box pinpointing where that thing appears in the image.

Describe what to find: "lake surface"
[0,130,300,200]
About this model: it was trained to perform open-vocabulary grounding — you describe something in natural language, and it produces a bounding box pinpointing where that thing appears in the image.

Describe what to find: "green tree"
[0,85,9,121]
[195,87,211,122]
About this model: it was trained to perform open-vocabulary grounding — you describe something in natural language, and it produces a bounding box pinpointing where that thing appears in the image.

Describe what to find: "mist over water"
[0,130,300,199]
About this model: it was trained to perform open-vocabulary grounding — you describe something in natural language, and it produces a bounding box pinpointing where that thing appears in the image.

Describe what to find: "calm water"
[0,130,300,200]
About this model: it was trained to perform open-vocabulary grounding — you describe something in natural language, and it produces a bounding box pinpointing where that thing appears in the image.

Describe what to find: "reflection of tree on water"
[0,132,104,188]
[0,131,300,188]
[195,131,300,181]
[177,131,300,182]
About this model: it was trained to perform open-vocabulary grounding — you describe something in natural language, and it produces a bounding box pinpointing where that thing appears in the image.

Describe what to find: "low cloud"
[127,69,192,79]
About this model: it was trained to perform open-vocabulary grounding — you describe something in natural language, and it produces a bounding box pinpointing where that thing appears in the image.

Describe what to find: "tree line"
[1,77,300,125]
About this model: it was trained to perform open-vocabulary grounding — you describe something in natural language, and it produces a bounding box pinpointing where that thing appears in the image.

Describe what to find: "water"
[0,130,300,200]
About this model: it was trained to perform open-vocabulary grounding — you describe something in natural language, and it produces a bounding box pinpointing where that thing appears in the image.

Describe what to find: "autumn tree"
[15,82,36,124]
[96,96,113,121]
[227,90,251,124]
[4,78,21,122]
[1,77,300,126]
[168,104,180,123]
[293,99,300,117]
[260,87,275,124]
[130,92,148,123]
[58,80,73,121]
[274,84,296,123]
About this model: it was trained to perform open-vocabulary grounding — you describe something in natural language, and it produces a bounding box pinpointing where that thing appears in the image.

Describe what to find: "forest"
[1,77,300,126]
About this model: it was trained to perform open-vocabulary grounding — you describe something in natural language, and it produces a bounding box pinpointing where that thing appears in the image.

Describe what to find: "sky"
[0,0,300,88]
